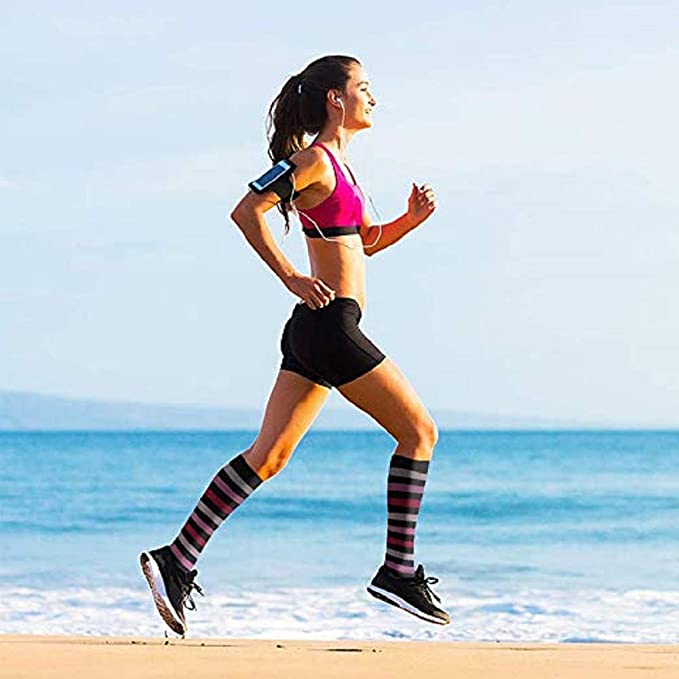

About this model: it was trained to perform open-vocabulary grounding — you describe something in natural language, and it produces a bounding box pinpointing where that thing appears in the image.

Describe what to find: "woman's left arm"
[360,183,437,257]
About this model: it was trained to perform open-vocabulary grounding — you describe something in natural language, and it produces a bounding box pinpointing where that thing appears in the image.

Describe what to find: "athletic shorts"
[280,296,387,389]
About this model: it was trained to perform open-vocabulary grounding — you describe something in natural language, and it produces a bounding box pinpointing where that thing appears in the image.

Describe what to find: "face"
[336,63,377,130]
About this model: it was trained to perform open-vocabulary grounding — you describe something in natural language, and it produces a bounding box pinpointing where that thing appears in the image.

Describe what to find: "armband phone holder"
[248,159,300,201]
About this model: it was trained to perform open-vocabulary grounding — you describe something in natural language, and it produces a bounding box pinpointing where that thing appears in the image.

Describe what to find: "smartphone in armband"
[248,159,300,202]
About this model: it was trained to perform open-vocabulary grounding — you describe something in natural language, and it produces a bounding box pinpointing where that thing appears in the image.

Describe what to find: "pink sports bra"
[298,142,365,238]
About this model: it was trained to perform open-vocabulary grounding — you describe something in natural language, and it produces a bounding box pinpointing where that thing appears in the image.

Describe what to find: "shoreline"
[2,635,678,678]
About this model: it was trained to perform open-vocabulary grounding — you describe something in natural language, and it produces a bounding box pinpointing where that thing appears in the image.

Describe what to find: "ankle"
[167,543,192,574]
[384,564,414,579]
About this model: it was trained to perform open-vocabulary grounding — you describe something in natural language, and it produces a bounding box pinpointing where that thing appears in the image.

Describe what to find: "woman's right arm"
[229,146,336,309]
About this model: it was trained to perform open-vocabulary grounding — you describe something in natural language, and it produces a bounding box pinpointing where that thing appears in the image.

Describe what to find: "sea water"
[2,430,679,642]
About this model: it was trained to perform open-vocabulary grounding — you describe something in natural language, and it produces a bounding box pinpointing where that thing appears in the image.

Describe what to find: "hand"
[285,272,336,309]
[407,182,437,226]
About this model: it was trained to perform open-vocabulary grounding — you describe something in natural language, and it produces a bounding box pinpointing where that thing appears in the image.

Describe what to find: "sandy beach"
[2,635,678,678]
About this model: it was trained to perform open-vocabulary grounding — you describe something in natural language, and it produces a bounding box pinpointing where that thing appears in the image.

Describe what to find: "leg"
[243,369,331,479]
[338,357,438,461]
[338,358,438,577]
[170,369,330,571]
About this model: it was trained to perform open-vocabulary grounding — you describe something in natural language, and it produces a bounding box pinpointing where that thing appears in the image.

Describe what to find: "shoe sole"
[139,551,186,635]
[367,584,450,625]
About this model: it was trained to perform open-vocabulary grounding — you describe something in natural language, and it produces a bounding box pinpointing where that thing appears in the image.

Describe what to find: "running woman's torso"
[294,141,367,312]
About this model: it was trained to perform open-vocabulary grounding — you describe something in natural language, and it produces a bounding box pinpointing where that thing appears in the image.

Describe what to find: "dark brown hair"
[266,55,360,233]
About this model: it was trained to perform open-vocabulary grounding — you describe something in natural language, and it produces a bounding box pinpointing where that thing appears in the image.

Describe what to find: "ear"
[327,89,342,107]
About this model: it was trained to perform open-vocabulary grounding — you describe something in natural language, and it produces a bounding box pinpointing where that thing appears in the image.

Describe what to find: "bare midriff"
[305,234,366,312]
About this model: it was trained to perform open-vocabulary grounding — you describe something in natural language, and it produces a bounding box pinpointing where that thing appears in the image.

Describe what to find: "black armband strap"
[248,159,301,202]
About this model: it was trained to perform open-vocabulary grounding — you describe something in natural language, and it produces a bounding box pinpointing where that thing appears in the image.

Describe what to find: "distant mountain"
[0,389,601,431]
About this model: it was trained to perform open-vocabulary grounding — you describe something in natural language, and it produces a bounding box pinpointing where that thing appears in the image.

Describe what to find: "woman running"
[140,54,450,635]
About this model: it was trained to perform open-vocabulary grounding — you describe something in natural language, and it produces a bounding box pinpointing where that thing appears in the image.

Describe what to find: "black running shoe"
[139,545,204,635]
[367,563,451,625]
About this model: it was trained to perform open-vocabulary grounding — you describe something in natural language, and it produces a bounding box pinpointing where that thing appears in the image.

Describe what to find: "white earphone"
[289,169,383,252]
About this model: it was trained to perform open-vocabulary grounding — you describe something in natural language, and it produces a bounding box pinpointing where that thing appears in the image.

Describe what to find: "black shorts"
[280,296,387,389]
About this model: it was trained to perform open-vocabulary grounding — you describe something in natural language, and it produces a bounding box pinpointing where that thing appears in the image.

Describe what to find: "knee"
[402,415,438,452]
[421,416,439,450]
[242,441,295,481]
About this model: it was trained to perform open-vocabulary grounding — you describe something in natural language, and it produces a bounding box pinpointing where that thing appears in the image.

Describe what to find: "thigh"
[337,357,434,444]
[245,369,331,475]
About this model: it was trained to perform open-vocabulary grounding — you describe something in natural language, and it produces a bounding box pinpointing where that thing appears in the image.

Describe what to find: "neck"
[315,123,358,158]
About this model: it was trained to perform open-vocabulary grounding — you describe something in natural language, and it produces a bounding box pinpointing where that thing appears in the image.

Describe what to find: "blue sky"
[2,2,678,425]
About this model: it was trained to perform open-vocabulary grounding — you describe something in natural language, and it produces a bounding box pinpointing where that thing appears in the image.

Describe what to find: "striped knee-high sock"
[170,453,264,572]
[383,454,430,578]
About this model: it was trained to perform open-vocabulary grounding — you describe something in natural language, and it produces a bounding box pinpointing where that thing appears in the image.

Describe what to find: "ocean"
[2,430,679,642]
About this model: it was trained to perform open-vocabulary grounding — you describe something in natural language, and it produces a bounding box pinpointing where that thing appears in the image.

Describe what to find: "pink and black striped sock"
[170,453,264,572]
[383,454,430,578]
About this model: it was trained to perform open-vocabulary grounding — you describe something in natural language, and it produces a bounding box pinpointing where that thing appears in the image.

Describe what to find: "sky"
[1,1,678,425]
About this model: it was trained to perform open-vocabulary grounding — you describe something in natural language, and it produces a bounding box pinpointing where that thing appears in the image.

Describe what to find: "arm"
[360,211,419,257]
[229,147,336,308]
[360,182,438,257]
[230,191,298,285]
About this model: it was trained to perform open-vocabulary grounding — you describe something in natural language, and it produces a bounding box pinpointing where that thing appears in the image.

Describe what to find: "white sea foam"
[3,584,679,643]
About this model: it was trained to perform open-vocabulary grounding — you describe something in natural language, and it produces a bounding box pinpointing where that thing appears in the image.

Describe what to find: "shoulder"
[288,145,333,188]
[290,145,331,172]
